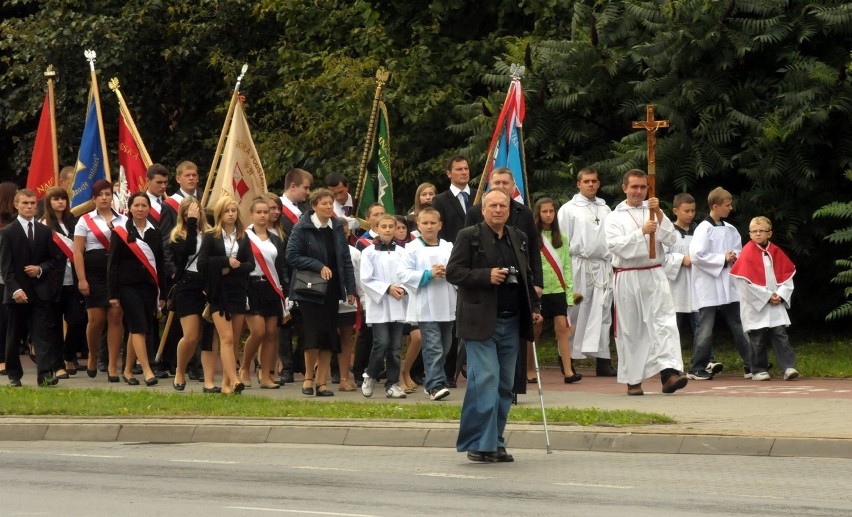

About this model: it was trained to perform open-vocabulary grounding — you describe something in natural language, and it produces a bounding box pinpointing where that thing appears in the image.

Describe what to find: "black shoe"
[173,382,186,391]
[144,377,159,387]
[132,364,143,375]
[316,385,334,397]
[233,382,245,394]
[202,386,221,394]
[446,380,457,389]
[98,360,107,373]
[495,447,515,462]
[563,373,583,384]
[154,369,169,379]
[595,358,617,377]
[9,378,22,387]
[466,450,514,463]
[281,371,294,383]
[55,371,70,380]
[107,375,120,383]
[38,376,59,387]
[187,369,204,382]
[169,366,177,376]
[331,373,340,384]
[86,369,97,378]
[410,375,424,386]
[122,375,140,386]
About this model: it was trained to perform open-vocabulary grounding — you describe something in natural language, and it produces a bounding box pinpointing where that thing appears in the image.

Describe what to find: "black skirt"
[248,277,283,318]
[174,271,207,318]
[83,249,109,308]
[119,283,158,334]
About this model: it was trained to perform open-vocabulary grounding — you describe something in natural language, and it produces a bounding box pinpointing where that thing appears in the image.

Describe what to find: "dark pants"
[689,303,751,374]
[278,310,305,375]
[352,312,372,381]
[58,285,87,364]
[5,300,59,380]
[748,326,796,373]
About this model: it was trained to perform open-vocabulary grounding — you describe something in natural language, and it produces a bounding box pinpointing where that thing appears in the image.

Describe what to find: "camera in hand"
[503,266,519,285]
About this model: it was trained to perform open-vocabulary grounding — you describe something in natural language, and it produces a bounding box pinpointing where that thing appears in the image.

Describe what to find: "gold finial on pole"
[355,68,390,214]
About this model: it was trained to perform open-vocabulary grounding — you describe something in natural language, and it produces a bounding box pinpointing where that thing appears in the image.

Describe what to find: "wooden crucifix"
[632,105,669,258]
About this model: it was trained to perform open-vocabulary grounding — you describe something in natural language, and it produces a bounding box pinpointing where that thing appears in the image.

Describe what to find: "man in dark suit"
[447,189,541,463]
[431,155,471,244]
[2,189,65,386]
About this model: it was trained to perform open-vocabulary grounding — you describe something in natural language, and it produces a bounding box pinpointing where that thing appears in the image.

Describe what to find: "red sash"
[148,203,161,223]
[113,226,159,288]
[356,235,373,249]
[246,231,285,301]
[165,197,180,212]
[52,232,74,260]
[540,242,568,292]
[83,213,111,251]
[280,204,299,225]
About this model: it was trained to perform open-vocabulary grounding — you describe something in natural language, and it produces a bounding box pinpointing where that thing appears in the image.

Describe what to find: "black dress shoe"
[86,369,97,378]
[173,382,186,392]
[233,381,245,394]
[9,378,22,387]
[495,447,514,462]
[0,369,6,376]
[466,449,514,463]
[595,358,617,377]
[132,364,143,375]
[331,373,340,384]
[315,385,334,397]
[55,372,70,380]
[98,360,107,373]
[154,369,169,379]
[144,377,159,387]
[202,386,222,394]
[38,376,59,387]
[280,371,294,383]
[187,369,204,382]
[107,375,120,383]
[563,373,583,384]
[410,375,424,385]
[446,380,457,389]
[122,375,140,386]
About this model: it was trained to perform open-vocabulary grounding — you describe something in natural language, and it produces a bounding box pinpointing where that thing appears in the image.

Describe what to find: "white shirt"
[449,184,471,213]
[689,218,743,310]
[74,210,127,251]
[360,241,407,324]
[398,237,456,323]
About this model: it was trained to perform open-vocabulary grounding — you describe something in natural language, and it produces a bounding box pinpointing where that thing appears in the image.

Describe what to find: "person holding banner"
[108,192,166,387]
[532,198,580,384]
[40,186,87,377]
[169,196,217,392]
[241,197,287,389]
[198,195,255,395]
[73,180,126,381]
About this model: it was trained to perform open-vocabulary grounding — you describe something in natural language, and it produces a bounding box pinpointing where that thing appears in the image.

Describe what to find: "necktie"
[342,205,353,217]
[27,221,34,244]
[460,191,470,212]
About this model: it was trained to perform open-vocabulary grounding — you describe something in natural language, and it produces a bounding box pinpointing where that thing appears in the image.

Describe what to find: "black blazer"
[197,231,255,307]
[0,219,65,303]
[249,228,289,296]
[149,199,178,279]
[465,199,544,288]
[107,221,167,300]
[446,222,538,342]
[431,188,468,243]
[168,217,202,281]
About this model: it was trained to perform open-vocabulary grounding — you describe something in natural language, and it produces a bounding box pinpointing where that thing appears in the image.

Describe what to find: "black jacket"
[249,228,289,296]
[0,219,65,303]
[197,231,255,308]
[285,210,355,303]
[107,221,167,300]
[431,188,468,243]
[168,217,203,282]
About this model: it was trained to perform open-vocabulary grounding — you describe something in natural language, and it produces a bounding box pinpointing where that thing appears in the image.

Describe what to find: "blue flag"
[71,91,108,209]
[485,77,527,203]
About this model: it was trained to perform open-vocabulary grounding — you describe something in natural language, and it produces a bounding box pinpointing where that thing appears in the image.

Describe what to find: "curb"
[2,418,850,459]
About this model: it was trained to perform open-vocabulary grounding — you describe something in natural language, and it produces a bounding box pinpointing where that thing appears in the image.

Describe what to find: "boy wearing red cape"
[729,216,799,381]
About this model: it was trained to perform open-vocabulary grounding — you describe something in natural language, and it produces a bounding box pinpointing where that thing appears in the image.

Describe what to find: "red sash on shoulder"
[540,239,568,292]
[280,204,299,225]
[730,240,795,287]
[112,226,159,288]
[52,232,74,260]
[246,230,285,301]
[83,213,111,251]
[148,204,161,223]
[165,196,180,212]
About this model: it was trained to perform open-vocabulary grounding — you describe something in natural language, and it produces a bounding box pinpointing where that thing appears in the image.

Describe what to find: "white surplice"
[398,238,457,323]
[662,228,694,313]
[605,201,683,385]
[734,254,794,332]
[557,193,613,359]
[360,243,408,324]
[689,218,743,310]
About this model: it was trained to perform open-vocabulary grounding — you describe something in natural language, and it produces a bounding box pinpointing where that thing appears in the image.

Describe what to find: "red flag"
[117,111,148,195]
[26,93,57,199]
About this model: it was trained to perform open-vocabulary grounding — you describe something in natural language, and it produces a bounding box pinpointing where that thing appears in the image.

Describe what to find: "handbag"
[294,269,327,296]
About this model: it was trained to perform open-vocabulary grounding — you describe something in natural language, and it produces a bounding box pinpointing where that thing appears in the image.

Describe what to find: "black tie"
[460,191,470,212]
[343,205,353,217]
[27,221,33,244]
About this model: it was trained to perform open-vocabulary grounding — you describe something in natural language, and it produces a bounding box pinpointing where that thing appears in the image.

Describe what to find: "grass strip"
[0,387,673,426]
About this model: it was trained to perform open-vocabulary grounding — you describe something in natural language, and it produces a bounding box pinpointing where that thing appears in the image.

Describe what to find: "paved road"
[1,441,849,516]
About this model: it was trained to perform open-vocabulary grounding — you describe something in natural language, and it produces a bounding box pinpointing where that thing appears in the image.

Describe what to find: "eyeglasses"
[749,229,771,234]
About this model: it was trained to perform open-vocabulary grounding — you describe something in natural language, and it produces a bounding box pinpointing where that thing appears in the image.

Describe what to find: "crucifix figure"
[632,105,669,258]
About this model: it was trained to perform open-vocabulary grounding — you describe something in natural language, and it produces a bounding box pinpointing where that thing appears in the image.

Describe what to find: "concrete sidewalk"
[2,366,851,459]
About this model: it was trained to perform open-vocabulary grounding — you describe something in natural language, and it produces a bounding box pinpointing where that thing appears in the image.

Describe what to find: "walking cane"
[530,340,552,454]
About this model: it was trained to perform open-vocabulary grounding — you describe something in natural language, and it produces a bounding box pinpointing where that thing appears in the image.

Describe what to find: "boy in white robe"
[687,187,752,380]
[398,208,456,401]
[556,167,616,376]
[360,215,408,399]
[604,169,687,396]
[663,193,698,336]
[729,216,798,381]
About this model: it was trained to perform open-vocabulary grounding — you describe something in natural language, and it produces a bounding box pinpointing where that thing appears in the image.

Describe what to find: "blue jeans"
[367,322,403,389]
[456,315,519,453]
[749,326,796,373]
[419,321,454,392]
[689,303,752,374]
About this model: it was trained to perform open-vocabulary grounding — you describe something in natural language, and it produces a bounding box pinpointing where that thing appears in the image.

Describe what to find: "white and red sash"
[52,231,74,261]
[280,204,299,225]
[164,196,180,212]
[540,235,568,292]
[83,213,111,251]
[148,203,161,223]
[112,225,159,289]
[246,230,284,301]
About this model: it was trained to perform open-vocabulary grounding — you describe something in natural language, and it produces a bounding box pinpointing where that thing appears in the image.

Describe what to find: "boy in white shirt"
[361,215,408,398]
[663,193,698,337]
[399,208,456,401]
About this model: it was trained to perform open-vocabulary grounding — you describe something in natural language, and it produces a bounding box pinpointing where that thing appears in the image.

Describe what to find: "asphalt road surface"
[1,441,849,516]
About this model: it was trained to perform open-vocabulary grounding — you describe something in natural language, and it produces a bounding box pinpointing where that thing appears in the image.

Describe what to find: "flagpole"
[84,50,111,182]
[355,68,390,213]
[200,64,247,210]
[45,65,59,186]
[109,77,153,167]
[473,87,512,206]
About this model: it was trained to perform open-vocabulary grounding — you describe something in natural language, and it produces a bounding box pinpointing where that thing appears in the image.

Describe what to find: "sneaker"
[361,373,375,397]
[744,367,752,379]
[687,370,712,380]
[386,384,407,399]
[429,387,450,401]
[705,362,724,375]
[752,371,771,381]
[783,368,800,381]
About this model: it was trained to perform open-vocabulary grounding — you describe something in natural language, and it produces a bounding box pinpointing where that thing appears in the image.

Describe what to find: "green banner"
[359,101,393,217]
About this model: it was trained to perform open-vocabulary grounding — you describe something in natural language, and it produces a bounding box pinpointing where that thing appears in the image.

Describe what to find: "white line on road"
[225,506,379,517]
[289,466,359,472]
[171,459,239,464]
[416,472,491,480]
[58,453,124,458]
[554,482,634,489]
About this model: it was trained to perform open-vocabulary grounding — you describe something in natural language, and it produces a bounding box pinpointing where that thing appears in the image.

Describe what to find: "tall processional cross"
[632,105,669,258]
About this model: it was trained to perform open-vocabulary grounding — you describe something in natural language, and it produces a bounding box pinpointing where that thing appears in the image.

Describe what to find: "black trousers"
[278,309,305,374]
[58,285,87,364]
[352,313,373,381]
[5,300,59,380]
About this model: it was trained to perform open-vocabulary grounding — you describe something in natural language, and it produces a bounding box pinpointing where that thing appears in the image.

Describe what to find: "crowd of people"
[0,155,800,463]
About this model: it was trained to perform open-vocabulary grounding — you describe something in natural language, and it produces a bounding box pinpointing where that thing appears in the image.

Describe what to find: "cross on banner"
[632,105,669,259]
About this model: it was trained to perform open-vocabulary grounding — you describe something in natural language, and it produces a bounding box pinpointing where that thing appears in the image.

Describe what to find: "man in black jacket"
[2,189,65,386]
